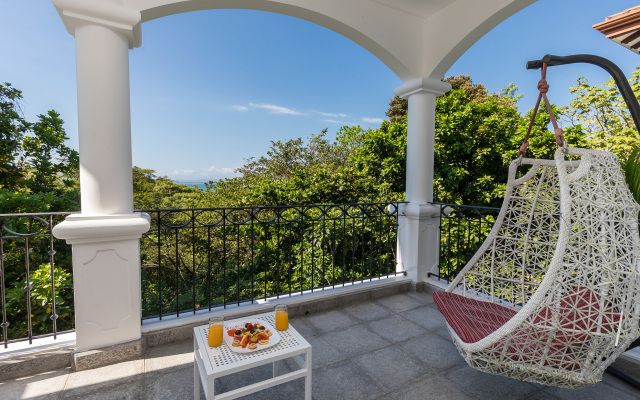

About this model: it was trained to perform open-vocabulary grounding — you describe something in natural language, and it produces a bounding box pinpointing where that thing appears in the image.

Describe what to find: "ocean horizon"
[176,180,213,190]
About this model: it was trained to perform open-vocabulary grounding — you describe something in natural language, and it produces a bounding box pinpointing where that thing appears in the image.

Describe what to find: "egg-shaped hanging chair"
[433,63,640,389]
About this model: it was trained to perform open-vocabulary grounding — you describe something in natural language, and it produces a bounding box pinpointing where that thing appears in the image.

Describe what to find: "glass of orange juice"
[208,316,224,347]
[275,305,289,331]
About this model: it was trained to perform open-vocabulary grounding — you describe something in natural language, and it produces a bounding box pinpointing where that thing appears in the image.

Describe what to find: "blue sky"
[2,1,640,181]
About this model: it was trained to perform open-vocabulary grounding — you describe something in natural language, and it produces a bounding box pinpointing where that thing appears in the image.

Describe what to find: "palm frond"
[624,146,640,204]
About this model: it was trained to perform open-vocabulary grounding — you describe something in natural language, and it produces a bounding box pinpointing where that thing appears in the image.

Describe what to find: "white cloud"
[362,117,384,124]
[314,110,348,118]
[321,119,352,125]
[170,169,196,177]
[249,102,303,115]
[230,105,248,111]
[204,166,237,174]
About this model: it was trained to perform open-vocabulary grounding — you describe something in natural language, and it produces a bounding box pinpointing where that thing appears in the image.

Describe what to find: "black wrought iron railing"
[0,212,76,348]
[431,203,500,282]
[139,202,401,320]
[0,201,498,345]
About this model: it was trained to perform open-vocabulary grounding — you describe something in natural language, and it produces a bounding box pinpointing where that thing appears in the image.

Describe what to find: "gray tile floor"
[1,291,639,399]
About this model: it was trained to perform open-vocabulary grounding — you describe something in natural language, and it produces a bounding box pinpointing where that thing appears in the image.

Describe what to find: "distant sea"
[176,181,211,190]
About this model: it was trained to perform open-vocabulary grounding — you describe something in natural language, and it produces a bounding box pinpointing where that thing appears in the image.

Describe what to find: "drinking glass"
[208,316,224,347]
[275,305,289,331]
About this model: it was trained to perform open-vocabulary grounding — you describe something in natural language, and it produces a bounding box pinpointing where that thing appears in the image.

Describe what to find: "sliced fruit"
[240,334,250,348]
[227,329,236,337]
[257,332,269,341]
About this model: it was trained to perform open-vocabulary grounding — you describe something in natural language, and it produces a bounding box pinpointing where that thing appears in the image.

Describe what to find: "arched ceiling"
[54,0,537,81]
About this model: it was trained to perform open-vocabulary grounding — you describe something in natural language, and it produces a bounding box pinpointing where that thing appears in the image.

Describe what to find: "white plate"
[222,319,281,353]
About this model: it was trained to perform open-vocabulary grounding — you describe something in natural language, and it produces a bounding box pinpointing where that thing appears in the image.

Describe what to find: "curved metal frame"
[526,54,640,133]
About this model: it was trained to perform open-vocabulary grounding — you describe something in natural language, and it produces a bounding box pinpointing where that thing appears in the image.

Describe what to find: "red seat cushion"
[433,291,517,343]
[433,287,622,370]
[531,286,621,347]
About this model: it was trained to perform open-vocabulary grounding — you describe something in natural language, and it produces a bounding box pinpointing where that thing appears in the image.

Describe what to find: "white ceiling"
[371,0,453,19]
[56,0,537,81]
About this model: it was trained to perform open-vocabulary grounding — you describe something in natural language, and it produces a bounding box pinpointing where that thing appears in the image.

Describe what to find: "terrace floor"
[1,291,639,399]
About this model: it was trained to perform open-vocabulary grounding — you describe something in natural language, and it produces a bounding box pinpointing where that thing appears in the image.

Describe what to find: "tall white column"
[395,77,451,283]
[52,0,148,352]
[75,23,134,215]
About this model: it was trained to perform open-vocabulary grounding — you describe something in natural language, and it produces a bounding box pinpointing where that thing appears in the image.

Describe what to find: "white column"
[75,23,134,215]
[52,0,148,352]
[394,77,451,283]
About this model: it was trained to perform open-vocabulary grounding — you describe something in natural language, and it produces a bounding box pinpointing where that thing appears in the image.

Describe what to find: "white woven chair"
[433,146,640,389]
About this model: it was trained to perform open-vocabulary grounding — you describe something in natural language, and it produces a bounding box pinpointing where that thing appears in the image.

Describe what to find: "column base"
[53,214,150,351]
[397,203,441,282]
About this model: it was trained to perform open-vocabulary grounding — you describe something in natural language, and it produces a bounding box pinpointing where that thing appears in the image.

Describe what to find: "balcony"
[2,289,640,399]
[7,1,640,398]
[1,204,640,399]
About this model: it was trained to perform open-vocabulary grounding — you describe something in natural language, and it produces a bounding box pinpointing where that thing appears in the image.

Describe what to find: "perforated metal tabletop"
[194,312,312,400]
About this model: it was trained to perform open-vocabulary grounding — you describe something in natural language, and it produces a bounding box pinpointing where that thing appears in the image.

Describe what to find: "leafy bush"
[3,263,74,341]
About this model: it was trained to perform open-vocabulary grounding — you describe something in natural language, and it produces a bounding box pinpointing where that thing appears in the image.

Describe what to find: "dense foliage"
[565,68,640,161]
[1,83,78,341]
[133,166,201,210]
[0,83,79,208]
[4,67,640,332]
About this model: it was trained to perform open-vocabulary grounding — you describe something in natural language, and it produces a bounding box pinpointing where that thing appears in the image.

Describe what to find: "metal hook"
[560,139,568,154]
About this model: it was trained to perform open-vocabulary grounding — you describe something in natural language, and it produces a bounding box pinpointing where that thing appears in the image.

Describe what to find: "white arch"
[57,0,537,81]
[51,0,540,352]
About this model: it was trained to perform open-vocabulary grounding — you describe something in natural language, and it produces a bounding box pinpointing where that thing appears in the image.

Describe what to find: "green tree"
[562,67,640,201]
[132,166,201,210]
[203,129,385,207]
[564,68,640,160]
[0,82,79,212]
[339,122,407,200]
[20,110,79,193]
[434,88,522,206]
[0,83,29,190]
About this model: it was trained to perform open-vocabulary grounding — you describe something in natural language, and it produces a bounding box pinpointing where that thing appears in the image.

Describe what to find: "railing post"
[394,77,451,283]
[51,0,148,352]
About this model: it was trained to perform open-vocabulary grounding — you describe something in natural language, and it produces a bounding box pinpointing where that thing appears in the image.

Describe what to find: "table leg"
[207,378,215,400]
[273,360,279,378]
[305,350,312,400]
[194,355,201,400]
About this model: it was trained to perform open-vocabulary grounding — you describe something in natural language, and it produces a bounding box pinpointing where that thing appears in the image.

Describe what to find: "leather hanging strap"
[518,63,566,157]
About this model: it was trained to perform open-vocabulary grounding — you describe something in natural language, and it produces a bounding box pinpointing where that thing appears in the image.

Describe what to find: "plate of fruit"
[224,319,281,353]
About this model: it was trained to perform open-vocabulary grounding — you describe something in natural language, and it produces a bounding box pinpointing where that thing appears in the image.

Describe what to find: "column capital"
[53,213,150,245]
[394,77,451,99]
[399,203,440,219]
[53,0,142,48]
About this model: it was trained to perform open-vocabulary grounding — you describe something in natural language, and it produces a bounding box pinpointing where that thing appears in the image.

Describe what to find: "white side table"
[194,312,312,400]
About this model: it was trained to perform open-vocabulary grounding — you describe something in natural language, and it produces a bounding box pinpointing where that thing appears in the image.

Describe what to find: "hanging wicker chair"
[433,65,640,389]
[434,147,640,388]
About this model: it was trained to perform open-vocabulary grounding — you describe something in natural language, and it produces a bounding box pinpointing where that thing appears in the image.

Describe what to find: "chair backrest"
[552,147,640,354]
[449,157,565,309]
[449,147,640,356]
